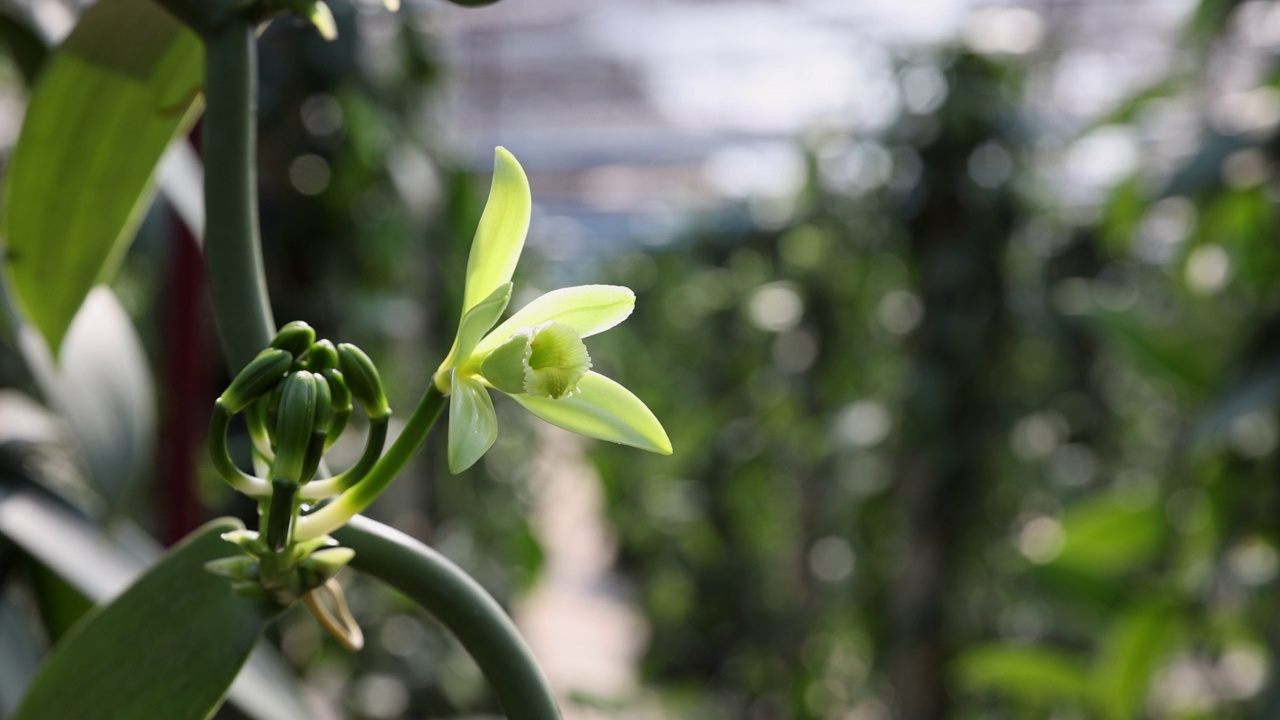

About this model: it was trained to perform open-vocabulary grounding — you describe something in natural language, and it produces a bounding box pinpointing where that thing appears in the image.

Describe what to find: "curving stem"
[335,516,562,720]
[295,383,446,539]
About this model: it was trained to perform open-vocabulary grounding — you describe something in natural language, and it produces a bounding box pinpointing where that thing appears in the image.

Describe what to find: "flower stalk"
[203,17,276,373]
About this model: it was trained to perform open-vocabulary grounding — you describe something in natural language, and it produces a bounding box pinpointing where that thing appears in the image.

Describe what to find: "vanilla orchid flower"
[433,148,671,473]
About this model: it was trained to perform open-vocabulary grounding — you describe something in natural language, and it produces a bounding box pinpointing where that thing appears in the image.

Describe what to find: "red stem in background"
[159,131,209,546]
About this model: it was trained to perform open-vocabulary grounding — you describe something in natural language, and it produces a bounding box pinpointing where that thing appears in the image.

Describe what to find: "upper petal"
[456,283,513,362]
[474,285,634,358]
[461,147,531,315]
[511,371,671,455]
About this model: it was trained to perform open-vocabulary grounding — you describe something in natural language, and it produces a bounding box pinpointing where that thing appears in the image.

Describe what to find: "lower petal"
[511,371,671,455]
[448,373,499,473]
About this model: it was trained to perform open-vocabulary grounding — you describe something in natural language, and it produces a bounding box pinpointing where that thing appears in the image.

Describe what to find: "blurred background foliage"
[5,0,1280,719]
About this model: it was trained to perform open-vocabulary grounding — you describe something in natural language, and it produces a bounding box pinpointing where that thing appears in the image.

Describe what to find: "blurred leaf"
[157,140,205,242]
[1048,495,1164,578]
[1195,365,1280,440]
[10,517,274,720]
[956,644,1092,707]
[28,563,94,642]
[0,12,47,84]
[1100,179,1143,257]
[20,287,155,513]
[2,0,202,354]
[1159,132,1244,198]
[0,389,102,513]
[1089,308,1218,394]
[1091,601,1179,720]
[0,592,44,718]
[1195,308,1280,439]
[1091,79,1182,129]
[1187,0,1247,43]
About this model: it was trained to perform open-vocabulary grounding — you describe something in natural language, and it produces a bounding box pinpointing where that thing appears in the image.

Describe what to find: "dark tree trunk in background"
[889,55,1018,720]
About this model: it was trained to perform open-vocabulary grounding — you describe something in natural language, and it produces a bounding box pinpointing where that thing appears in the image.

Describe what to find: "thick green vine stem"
[335,516,562,720]
[203,19,276,372]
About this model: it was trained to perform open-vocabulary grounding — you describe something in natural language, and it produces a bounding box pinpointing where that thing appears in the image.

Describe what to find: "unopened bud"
[271,321,316,359]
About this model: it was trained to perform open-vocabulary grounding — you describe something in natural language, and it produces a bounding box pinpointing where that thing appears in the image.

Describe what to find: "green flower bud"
[301,372,333,484]
[337,343,390,419]
[273,371,318,483]
[308,339,339,371]
[271,321,316,359]
[478,321,591,399]
[220,348,292,413]
[320,368,352,450]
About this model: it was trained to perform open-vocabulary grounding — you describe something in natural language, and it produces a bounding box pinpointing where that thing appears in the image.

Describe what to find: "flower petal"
[451,282,512,366]
[448,373,498,473]
[462,147,531,315]
[474,285,634,358]
[511,371,671,455]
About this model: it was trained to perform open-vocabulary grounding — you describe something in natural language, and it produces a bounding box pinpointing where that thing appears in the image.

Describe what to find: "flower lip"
[478,321,592,399]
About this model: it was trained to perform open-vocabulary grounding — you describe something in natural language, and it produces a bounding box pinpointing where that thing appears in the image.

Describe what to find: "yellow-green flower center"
[478,321,591,399]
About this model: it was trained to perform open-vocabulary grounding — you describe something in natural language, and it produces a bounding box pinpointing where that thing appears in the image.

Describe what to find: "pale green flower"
[433,148,672,473]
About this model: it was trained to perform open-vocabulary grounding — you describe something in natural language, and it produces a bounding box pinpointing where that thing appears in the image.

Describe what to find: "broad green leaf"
[11,518,275,720]
[449,373,499,473]
[513,371,672,455]
[474,284,636,358]
[0,490,311,720]
[3,0,203,355]
[454,282,513,364]
[956,643,1092,708]
[461,147,531,315]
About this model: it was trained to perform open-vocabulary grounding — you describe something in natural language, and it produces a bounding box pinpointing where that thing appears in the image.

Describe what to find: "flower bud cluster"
[208,321,391,606]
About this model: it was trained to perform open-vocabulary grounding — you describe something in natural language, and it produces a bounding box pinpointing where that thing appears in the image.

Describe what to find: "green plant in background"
[0,0,669,717]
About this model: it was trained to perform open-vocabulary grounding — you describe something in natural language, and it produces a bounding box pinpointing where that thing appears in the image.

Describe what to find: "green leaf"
[1091,601,1179,720]
[474,284,636,358]
[449,373,499,473]
[12,518,276,720]
[956,643,1092,708]
[1089,307,1220,396]
[512,371,672,455]
[1047,495,1164,578]
[2,0,203,355]
[461,147,531,315]
[0,490,312,720]
[454,282,513,364]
